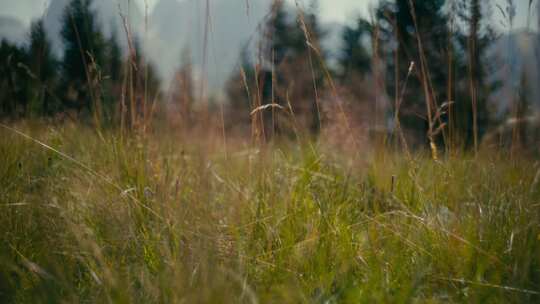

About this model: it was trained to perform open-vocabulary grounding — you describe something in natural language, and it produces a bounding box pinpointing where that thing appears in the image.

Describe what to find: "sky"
[0,0,49,25]
[132,0,376,23]
[1,0,535,29]
[138,0,538,27]
[0,0,375,25]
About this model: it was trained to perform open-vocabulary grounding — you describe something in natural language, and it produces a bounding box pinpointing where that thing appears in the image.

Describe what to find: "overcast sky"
[132,0,376,23]
[1,0,536,28]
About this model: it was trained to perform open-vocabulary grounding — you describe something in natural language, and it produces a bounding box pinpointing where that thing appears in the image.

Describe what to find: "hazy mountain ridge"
[145,0,269,91]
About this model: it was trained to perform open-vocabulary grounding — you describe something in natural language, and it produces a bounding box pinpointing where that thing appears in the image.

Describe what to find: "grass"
[0,121,539,303]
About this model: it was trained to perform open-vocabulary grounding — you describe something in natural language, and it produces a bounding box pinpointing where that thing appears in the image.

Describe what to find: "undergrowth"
[0,122,539,303]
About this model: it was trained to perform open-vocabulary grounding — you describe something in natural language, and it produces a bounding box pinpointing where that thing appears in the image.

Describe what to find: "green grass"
[1,122,540,303]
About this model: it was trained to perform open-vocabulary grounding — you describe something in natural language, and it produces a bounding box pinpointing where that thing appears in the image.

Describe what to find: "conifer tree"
[101,28,123,122]
[0,39,29,117]
[536,1,540,96]
[454,0,497,148]
[123,38,160,128]
[132,39,161,104]
[340,18,372,80]
[27,19,58,116]
[60,0,106,114]
[375,0,450,144]
[261,0,326,134]
[171,48,195,127]
[106,29,122,84]
[226,44,256,131]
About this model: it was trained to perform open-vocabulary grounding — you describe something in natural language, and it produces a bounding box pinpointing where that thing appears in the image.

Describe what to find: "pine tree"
[60,0,106,114]
[133,39,161,106]
[171,47,195,128]
[106,29,122,83]
[123,38,160,128]
[454,0,497,148]
[27,19,58,116]
[375,0,450,145]
[337,17,380,131]
[0,39,29,117]
[301,0,327,132]
[226,44,257,132]
[340,18,372,80]
[262,0,326,134]
[225,1,326,136]
[265,0,304,67]
[536,1,540,96]
[101,28,123,122]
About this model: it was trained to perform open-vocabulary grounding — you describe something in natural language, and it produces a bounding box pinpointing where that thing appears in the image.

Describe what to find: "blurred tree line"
[226,0,326,141]
[0,0,536,149]
[0,0,159,126]
[226,0,519,149]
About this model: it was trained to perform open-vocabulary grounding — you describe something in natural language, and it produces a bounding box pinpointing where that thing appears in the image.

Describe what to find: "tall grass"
[0,122,539,303]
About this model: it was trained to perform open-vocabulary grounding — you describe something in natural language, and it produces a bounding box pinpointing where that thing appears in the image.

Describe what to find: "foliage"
[26,20,60,117]
[0,40,29,117]
[339,19,372,80]
[373,0,451,144]
[452,0,498,148]
[226,0,327,138]
[60,0,106,114]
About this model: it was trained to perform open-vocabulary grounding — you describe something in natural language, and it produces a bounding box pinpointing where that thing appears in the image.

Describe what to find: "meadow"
[1,0,540,302]
[1,121,539,303]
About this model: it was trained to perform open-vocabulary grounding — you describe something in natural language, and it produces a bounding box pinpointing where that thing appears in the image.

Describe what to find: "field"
[0,122,539,303]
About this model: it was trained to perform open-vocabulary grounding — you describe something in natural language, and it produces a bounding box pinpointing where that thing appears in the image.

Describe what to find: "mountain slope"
[145,0,269,90]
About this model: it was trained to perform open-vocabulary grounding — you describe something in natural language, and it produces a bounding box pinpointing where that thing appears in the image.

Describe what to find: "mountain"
[0,15,27,45]
[145,0,269,91]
